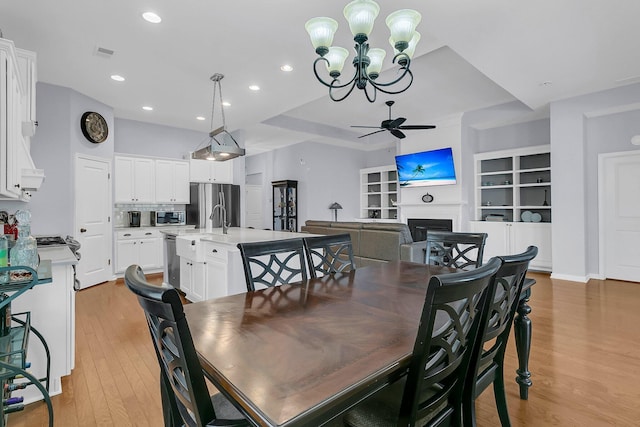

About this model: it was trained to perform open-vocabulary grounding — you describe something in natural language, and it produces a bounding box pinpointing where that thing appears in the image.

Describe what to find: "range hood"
[191,126,245,161]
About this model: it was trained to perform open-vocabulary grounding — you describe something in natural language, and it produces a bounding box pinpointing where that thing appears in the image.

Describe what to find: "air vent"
[94,46,115,58]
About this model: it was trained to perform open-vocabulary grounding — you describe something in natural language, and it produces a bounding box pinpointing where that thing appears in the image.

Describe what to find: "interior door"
[75,155,112,288]
[601,151,640,282]
[245,185,263,229]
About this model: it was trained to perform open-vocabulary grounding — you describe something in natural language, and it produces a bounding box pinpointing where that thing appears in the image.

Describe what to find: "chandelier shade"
[306,0,421,102]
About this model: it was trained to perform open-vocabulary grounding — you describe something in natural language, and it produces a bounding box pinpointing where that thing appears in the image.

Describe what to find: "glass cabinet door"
[272,180,297,231]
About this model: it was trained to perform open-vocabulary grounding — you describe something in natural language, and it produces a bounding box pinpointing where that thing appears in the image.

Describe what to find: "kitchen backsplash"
[113,204,186,227]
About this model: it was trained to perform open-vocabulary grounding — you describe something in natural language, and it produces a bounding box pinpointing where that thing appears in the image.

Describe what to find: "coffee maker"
[128,211,141,227]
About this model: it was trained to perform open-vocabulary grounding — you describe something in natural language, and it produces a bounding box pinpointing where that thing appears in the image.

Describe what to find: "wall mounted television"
[395,147,457,187]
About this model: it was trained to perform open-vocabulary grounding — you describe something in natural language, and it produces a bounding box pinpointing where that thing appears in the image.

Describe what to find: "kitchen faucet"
[211,191,229,234]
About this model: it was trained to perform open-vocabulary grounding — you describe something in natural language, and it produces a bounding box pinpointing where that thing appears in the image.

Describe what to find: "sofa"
[301,220,424,267]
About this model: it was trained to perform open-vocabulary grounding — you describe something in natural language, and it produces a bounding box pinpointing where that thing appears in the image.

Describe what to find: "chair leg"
[493,365,512,427]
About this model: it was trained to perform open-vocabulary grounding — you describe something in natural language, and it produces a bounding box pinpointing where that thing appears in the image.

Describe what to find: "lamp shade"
[390,31,421,59]
[343,0,380,37]
[305,17,339,52]
[366,48,386,77]
[325,47,349,76]
[329,202,343,210]
[386,9,421,51]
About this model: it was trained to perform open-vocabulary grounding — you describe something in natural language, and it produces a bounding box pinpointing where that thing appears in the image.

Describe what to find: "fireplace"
[407,218,453,242]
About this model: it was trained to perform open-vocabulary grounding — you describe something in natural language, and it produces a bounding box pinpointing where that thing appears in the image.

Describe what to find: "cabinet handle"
[145,232,152,235]
[211,249,218,253]
[124,233,131,236]
[14,184,20,188]
[80,228,87,233]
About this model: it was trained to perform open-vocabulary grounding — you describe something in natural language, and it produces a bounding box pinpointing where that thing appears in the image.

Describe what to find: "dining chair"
[237,238,308,291]
[463,245,538,427]
[343,257,502,427]
[302,233,356,278]
[124,265,249,427]
[424,230,488,270]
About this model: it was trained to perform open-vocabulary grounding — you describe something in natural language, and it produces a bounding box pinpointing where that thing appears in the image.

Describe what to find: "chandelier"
[191,73,245,161]
[305,0,421,102]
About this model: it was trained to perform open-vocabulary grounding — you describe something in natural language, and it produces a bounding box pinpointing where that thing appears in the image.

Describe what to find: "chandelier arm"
[329,80,358,102]
[312,57,357,90]
[369,68,414,95]
[363,83,377,103]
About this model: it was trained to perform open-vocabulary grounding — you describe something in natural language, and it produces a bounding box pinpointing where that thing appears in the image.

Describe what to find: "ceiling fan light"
[343,0,380,39]
[325,47,349,77]
[391,31,421,59]
[366,48,386,78]
[386,9,421,51]
[305,17,339,56]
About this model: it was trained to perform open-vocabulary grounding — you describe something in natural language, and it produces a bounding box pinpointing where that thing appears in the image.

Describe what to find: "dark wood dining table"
[183,261,535,427]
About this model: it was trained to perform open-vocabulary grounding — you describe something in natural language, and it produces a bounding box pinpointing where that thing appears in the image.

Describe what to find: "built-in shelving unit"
[360,165,398,220]
[475,145,551,223]
[272,180,297,231]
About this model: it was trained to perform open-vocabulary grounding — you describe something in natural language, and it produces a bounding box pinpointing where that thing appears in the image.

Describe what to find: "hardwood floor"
[8,272,640,426]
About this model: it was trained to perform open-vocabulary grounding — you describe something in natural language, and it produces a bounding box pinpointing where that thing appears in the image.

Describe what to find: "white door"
[75,155,112,288]
[601,151,640,282]
[245,185,263,229]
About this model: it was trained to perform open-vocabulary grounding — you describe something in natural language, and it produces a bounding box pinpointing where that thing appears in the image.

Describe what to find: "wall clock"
[422,193,434,203]
[80,111,108,143]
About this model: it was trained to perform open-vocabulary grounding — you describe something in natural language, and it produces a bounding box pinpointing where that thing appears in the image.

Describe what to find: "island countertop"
[197,227,314,246]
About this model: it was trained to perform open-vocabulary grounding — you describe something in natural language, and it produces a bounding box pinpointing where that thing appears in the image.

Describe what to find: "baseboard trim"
[550,273,589,283]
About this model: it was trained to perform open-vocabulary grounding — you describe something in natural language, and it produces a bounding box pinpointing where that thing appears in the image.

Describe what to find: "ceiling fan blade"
[390,129,406,139]
[388,117,407,128]
[397,125,437,130]
[381,119,393,128]
[358,129,387,138]
[351,125,383,129]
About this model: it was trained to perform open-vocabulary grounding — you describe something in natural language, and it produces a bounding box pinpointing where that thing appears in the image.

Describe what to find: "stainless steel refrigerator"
[186,183,241,229]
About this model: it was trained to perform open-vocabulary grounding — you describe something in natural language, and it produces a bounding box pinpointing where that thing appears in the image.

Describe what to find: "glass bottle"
[9,210,38,273]
[0,235,8,284]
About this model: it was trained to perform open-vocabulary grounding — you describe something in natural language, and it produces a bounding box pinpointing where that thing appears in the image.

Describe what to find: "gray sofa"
[301,220,424,267]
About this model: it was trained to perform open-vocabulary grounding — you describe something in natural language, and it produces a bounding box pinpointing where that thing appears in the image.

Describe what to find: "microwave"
[151,211,186,226]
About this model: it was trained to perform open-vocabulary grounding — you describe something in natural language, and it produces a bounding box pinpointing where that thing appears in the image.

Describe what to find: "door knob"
[80,228,87,233]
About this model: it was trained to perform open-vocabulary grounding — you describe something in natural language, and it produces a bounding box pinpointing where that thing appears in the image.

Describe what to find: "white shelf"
[360,165,398,220]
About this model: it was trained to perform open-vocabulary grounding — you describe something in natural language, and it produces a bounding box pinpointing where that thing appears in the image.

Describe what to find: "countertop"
[114,225,196,232]
[38,245,78,265]
[186,227,314,246]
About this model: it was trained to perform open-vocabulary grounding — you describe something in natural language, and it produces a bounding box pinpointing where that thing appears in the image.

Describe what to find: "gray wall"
[114,118,203,158]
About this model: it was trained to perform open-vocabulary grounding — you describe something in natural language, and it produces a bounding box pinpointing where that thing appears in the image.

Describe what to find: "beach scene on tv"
[396,147,457,187]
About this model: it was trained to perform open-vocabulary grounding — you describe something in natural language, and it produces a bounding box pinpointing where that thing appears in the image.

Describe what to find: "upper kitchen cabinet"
[189,158,233,184]
[155,159,190,203]
[114,156,155,203]
[0,38,42,201]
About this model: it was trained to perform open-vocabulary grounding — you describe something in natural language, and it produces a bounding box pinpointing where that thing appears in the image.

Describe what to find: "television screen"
[395,147,457,187]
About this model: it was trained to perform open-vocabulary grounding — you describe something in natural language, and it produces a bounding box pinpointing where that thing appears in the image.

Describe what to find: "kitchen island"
[173,227,315,301]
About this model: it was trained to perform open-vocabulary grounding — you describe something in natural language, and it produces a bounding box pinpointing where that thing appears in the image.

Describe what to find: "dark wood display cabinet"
[272,180,298,232]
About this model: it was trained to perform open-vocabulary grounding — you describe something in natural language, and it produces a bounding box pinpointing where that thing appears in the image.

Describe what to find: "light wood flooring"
[7,272,640,426]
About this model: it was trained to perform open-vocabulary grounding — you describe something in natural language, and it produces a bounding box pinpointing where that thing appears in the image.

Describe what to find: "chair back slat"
[303,234,356,278]
[425,231,488,270]
[237,238,308,291]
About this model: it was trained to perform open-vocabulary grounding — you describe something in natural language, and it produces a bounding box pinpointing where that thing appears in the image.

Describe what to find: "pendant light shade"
[343,0,380,38]
[305,17,339,55]
[325,47,349,77]
[366,48,386,78]
[386,9,422,52]
[390,31,421,60]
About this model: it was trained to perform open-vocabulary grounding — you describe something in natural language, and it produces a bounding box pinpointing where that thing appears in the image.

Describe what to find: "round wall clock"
[80,111,108,143]
[422,193,434,203]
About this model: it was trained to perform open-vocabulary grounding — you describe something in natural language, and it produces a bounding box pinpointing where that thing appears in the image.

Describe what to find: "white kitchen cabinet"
[16,48,37,144]
[114,156,155,203]
[155,159,190,203]
[204,241,230,300]
[180,258,206,302]
[189,158,233,184]
[470,221,552,271]
[115,229,162,273]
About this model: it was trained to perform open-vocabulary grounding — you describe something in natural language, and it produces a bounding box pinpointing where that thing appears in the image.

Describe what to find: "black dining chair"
[343,257,502,427]
[237,238,308,291]
[302,233,356,278]
[424,230,488,270]
[463,246,538,427]
[124,265,249,427]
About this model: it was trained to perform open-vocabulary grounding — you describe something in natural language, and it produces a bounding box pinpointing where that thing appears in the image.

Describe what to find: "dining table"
[183,261,535,427]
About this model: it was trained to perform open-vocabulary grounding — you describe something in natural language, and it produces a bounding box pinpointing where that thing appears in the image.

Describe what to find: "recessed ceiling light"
[249,85,260,91]
[222,101,231,107]
[196,116,206,121]
[280,64,293,72]
[540,81,553,87]
[142,12,162,24]
[142,106,153,111]
[111,75,125,82]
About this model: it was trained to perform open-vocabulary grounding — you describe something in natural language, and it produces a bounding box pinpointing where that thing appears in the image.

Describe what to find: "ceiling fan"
[351,100,436,139]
